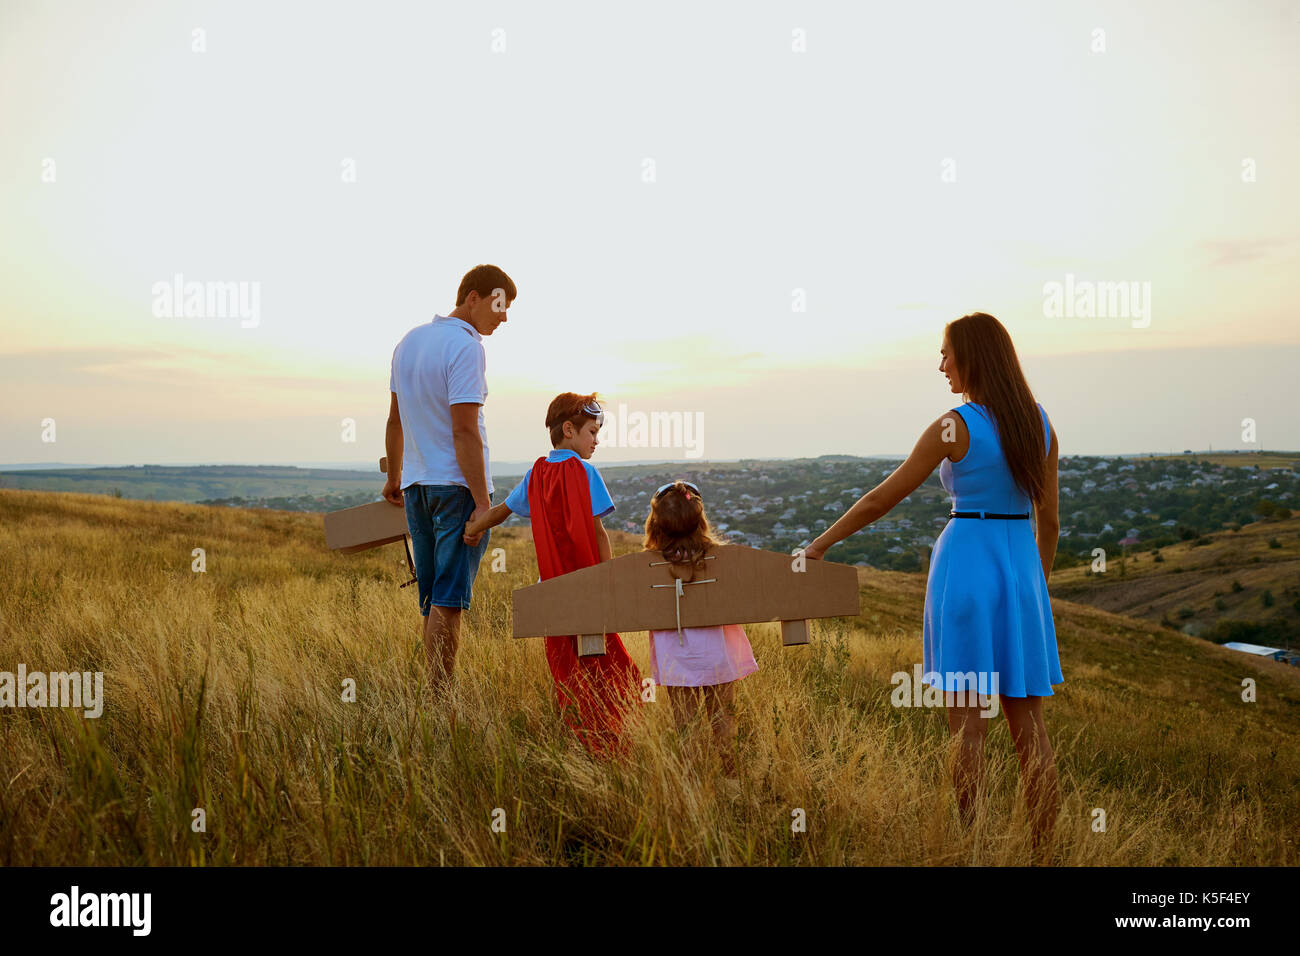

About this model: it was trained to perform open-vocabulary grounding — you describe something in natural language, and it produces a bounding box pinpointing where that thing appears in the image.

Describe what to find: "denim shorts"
[403,483,492,615]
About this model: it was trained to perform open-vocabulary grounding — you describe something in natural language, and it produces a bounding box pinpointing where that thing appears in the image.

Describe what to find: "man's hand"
[463,503,491,546]
[803,537,829,561]
[382,475,404,506]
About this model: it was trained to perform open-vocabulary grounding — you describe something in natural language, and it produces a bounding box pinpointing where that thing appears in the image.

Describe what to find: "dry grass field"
[1,489,1298,865]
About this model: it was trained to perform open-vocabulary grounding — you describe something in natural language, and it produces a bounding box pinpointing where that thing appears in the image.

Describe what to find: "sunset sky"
[2,0,1297,469]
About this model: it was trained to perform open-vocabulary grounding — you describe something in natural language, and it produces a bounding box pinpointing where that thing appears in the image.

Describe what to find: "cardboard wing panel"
[323,500,410,553]
[511,544,860,638]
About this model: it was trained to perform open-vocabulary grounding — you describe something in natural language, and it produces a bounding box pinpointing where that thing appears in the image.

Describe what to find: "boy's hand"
[464,506,488,546]
[803,538,828,561]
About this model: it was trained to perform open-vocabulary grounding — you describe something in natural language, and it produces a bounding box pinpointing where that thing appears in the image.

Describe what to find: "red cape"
[527,454,640,756]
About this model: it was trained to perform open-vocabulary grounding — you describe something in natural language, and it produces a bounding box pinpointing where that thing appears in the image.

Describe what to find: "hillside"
[4,453,1296,579]
[1050,516,1300,648]
[1,489,1298,866]
[0,464,383,504]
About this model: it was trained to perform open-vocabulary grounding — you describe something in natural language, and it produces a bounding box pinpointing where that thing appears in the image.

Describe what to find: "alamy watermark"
[597,402,704,458]
[1042,273,1151,328]
[891,664,1001,717]
[0,666,103,718]
[50,886,150,936]
[151,273,260,328]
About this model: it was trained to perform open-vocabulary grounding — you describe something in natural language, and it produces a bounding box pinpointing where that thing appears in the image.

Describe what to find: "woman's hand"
[803,536,829,561]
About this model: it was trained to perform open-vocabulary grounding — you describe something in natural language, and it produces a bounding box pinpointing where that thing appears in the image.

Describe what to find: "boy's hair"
[545,392,601,448]
[456,264,517,307]
[642,482,724,580]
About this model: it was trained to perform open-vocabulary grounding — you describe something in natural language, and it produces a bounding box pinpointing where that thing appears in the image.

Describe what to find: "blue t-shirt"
[504,449,615,519]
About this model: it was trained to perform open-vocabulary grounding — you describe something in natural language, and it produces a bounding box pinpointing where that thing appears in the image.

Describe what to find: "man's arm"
[594,516,612,562]
[382,391,404,506]
[451,402,491,526]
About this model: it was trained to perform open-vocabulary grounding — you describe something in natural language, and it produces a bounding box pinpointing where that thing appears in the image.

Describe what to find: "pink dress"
[648,623,758,687]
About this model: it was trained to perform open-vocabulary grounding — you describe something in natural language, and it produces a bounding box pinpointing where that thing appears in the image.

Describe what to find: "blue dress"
[922,402,1064,698]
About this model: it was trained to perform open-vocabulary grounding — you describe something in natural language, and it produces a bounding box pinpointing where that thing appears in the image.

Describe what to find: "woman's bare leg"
[1000,694,1059,856]
[945,693,992,827]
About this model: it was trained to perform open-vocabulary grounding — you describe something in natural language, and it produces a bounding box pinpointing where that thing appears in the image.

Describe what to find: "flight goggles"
[653,480,702,501]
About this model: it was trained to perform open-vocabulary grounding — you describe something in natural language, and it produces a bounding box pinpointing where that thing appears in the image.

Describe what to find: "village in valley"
[590,453,1298,574]
[177,452,1299,574]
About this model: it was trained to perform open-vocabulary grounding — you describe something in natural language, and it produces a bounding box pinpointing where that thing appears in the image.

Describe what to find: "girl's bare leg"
[703,682,739,777]
[667,685,703,733]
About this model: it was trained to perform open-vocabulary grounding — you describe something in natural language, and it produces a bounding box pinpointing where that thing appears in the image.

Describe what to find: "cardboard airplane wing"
[323,499,410,553]
[322,457,417,587]
[512,544,860,655]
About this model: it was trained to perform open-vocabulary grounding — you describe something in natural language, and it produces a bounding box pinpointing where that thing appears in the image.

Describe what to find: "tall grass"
[1,489,1297,865]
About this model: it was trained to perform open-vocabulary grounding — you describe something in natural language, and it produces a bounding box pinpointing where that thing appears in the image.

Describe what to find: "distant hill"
[1136,452,1300,470]
[1049,515,1300,649]
[4,453,1299,579]
[0,464,384,504]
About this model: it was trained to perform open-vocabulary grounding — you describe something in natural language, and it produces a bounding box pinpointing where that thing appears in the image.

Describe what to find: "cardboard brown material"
[322,457,409,554]
[322,457,418,589]
[576,634,607,656]
[323,499,410,553]
[512,544,860,653]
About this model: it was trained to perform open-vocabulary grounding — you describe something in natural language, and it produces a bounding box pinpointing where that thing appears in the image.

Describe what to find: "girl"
[805,312,1063,853]
[643,480,758,777]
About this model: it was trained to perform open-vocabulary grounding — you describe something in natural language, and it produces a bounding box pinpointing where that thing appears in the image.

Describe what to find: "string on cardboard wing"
[650,556,717,646]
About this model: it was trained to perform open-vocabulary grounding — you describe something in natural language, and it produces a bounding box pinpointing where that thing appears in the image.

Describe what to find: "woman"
[805,312,1063,853]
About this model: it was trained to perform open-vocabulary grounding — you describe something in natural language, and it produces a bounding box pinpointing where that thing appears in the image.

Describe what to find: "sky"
[2,0,1297,468]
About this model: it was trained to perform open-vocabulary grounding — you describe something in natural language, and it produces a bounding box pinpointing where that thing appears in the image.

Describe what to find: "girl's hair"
[642,481,724,581]
[545,391,600,447]
[944,312,1047,506]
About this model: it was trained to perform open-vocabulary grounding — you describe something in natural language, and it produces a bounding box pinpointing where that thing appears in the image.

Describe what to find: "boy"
[464,393,640,756]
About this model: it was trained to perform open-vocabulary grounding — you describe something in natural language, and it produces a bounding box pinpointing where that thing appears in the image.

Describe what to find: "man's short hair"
[456,264,517,307]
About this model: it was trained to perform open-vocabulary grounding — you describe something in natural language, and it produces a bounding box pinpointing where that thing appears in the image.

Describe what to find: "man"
[383,264,516,695]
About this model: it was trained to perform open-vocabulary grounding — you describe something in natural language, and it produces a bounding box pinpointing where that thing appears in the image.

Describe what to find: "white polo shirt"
[389,315,493,494]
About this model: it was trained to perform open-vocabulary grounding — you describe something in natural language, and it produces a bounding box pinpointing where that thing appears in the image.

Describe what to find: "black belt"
[948,511,1031,519]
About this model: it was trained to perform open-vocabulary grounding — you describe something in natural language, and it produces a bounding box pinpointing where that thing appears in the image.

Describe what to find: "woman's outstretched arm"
[805,413,959,560]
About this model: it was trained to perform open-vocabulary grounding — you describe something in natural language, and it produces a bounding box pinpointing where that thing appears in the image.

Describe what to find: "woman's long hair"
[945,312,1047,506]
[642,482,723,581]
